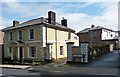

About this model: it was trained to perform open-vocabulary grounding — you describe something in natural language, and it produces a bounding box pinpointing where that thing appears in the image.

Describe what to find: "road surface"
[82,50,119,68]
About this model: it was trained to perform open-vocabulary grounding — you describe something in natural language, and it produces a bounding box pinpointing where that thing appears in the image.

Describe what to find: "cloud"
[61,2,118,32]
[1,2,96,27]
[0,16,12,30]
[1,1,118,33]
[2,0,119,2]
[2,2,95,18]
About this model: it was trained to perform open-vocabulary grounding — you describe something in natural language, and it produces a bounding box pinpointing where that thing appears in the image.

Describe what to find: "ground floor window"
[29,46,36,58]
[8,47,12,57]
[60,46,63,55]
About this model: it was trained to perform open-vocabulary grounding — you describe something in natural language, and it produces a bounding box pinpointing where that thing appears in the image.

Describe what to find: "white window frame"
[60,46,63,56]
[28,46,37,58]
[68,32,71,39]
[74,37,77,40]
[17,30,23,41]
[9,32,13,41]
[28,28,35,40]
[7,47,12,57]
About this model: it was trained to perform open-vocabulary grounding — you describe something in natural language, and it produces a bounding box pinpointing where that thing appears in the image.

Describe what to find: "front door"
[19,47,23,62]
[51,46,52,59]
[46,44,53,60]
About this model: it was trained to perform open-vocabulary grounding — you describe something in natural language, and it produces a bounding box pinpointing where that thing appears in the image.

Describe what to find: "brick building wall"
[89,29,102,47]
[77,32,90,43]
[77,29,103,47]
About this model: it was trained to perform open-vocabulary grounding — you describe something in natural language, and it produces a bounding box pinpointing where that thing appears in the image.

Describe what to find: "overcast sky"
[0,0,119,32]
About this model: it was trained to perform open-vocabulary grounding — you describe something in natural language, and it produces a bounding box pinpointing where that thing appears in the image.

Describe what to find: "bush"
[3,57,13,64]
[88,45,110,61]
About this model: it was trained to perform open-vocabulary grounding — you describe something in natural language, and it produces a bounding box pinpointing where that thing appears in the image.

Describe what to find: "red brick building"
[77,25,119,48]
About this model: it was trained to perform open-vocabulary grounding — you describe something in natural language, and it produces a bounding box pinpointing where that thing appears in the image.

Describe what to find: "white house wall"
[101,29,118,40]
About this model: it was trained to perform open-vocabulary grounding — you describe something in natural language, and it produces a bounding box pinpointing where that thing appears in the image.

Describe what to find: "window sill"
[60,55,64,56]
[28,39,35,41]
[8,41,14,42]
[17,40,23,41]
[28,57,37,59]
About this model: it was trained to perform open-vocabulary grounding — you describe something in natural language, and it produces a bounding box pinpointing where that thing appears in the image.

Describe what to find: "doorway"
[19,47,24,61]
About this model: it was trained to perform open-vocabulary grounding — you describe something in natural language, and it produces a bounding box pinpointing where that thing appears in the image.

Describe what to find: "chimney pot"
[91,25,95,28]
[62,17,64,20]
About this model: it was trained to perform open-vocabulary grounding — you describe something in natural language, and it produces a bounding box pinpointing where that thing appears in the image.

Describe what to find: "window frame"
[92,32,97,37]
[68,32,71,39]
[7,47,12,57]
[9,32,13,41]
[28,28,35,40]
[60,46,63,56]
[74,37,77,40]
[18,30,23,41]
[28,46,37,58]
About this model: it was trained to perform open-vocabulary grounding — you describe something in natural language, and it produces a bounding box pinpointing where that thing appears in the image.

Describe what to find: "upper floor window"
[18,31,22,40]
[9,32,12,41]
[92,32,97,37]
[68,32,71,39]
[74,37,77,40]
[29,29,34,40]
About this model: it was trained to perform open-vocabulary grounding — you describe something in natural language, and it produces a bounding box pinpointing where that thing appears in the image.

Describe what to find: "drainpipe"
[3,32,5,62]
[46,25,47,45]
[45,25,48,60]
[55,29,57,60]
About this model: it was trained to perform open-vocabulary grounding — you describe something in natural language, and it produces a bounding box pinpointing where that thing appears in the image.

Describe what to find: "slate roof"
[89,26,115,31]
[2,17,75,32]
[77,26,116,34]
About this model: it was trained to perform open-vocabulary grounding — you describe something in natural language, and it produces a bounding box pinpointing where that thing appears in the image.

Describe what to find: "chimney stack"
[13,20,19,26]
[48,11,56,25]
[61,17,67,27]
[91,25,95,28]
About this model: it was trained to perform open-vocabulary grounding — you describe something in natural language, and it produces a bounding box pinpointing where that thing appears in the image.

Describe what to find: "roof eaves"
[2,22,43,31]
[43,22,75,32]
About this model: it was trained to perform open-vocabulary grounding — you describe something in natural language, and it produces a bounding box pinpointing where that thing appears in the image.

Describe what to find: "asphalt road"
[82,50,120,68]
[1,68,119,77]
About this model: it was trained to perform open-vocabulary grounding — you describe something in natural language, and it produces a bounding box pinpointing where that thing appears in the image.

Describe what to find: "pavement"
[0,64,31,69]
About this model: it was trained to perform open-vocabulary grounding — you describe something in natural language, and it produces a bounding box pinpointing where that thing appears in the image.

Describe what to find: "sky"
[0,0,119,32]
